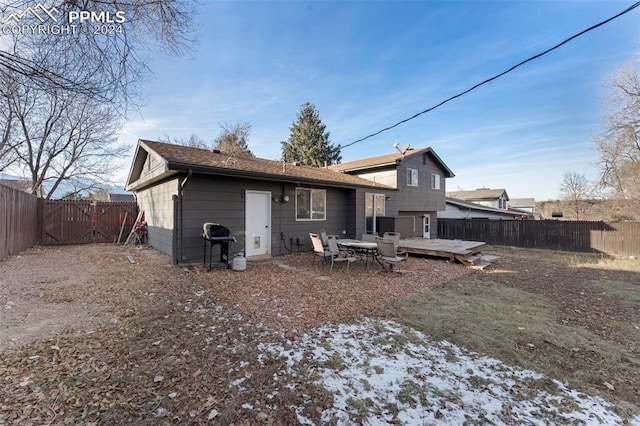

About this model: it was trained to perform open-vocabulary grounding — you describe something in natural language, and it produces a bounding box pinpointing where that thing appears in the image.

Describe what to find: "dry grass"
[386,247,640,419]
[488,244,640,272]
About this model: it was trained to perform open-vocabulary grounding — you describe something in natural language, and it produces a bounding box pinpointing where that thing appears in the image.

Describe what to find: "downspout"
[178,169,193,264]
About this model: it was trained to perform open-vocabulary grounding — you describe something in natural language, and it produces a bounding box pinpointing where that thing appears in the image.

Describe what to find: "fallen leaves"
[0,244,637,424]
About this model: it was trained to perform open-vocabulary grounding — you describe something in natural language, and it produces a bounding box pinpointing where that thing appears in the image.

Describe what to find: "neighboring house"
[330,146,455,239]
[107,193,136,202]
[0,178,33,194]
[447,188,509,210]
[508,198,536,213]
[439,197,532,220]
[125,140,396,264]
[88,189,136,202]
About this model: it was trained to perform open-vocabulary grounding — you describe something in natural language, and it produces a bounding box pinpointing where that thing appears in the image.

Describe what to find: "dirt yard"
[0,244,638,424]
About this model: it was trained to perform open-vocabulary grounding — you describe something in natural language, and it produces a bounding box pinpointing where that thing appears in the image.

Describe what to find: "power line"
[340,1,640,149]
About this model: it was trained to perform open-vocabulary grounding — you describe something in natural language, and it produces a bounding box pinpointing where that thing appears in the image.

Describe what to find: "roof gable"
[330,146,454,178]
[126,140,394,191]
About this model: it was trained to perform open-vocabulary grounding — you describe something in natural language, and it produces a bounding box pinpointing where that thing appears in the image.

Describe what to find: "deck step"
[454,254,481,266]
[480,255,501,262]
[471,260,492,270]
[464,255,481,264]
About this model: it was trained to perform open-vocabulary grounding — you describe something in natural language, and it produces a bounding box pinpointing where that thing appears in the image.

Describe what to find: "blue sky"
[118,0,640,201]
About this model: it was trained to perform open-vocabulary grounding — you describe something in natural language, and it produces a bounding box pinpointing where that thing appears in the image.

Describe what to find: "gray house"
[125,140,397,264]
[330,147,455,239]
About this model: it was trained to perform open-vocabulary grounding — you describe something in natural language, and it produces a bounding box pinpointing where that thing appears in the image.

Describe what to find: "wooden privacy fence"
[438,219,640,257]
[0,184,39,261]
[39,200,138,245]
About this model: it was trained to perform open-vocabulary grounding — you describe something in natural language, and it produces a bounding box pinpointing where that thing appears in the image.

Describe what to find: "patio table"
[337,239,378,269]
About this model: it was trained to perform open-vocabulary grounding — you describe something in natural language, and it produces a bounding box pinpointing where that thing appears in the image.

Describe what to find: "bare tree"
[0,1,197,195]
[214,122,254,157]
[6,72,127,198]
[159,133,210,149]
[0,69,18,171]
[594,62,640,205]
[559,171,597,220]
[0,1,196,107]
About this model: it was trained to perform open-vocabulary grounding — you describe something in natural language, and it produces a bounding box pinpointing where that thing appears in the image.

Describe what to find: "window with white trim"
[406,168,418,187]
[431,173,441,190]
[295,188,326,221]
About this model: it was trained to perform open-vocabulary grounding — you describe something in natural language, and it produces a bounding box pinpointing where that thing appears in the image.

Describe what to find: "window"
[431,173,441,190]
[406,168,418,187]
[295,188,326,221]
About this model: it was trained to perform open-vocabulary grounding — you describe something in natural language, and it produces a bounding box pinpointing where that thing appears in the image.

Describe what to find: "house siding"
[178,175,356,264]
[138,151,167,184]
[392,153,446,212]
[342,152,449,238]
[374,154,447,238]
[136,178,179,258]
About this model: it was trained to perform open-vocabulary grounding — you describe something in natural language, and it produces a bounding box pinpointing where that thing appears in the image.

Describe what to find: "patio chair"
[361,233,377,243]
[310,233,332,266]
[376,237,406,274]
[326,236,358,272]
[383,232,408,258]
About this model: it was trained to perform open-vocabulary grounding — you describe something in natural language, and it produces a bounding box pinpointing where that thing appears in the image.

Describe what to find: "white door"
[422,214,431,239]
[245,191,271,257]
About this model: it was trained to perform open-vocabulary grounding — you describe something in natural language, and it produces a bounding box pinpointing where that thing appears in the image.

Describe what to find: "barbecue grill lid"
[203,222,231,238]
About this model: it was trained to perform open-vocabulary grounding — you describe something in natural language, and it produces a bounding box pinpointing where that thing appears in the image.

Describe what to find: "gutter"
[176,169,192,264]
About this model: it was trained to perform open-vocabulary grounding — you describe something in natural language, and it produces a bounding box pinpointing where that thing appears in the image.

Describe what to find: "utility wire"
[340,1,640,149]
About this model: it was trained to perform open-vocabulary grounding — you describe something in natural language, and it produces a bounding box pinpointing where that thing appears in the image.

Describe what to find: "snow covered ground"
[259,318,639,425]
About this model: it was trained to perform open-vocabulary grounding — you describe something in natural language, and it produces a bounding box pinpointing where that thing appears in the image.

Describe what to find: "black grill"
[202,223,236,270]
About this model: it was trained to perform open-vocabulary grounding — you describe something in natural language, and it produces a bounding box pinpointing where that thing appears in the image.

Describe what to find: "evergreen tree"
[281,102,341,166]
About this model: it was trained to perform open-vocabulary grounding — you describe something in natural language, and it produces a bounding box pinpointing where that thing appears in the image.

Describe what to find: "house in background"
[107,192,136,202]
[439,197,532,220]
[330,146,455,239]
[0,178,33,194]
[508,198,536,213]
[447,188,509,210]
[88,189,136,202]
[126,140,398,264]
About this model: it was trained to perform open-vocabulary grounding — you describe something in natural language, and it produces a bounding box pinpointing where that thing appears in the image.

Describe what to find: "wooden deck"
[398,238,486,262]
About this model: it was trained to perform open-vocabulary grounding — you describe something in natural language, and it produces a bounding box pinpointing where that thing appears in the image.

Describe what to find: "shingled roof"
[447,188,509,201]
[127,140,393,190]
[330,147,454,177]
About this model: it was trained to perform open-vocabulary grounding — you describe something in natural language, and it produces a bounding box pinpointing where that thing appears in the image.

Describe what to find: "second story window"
[406,168,418,187]
[431,173,441,190]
